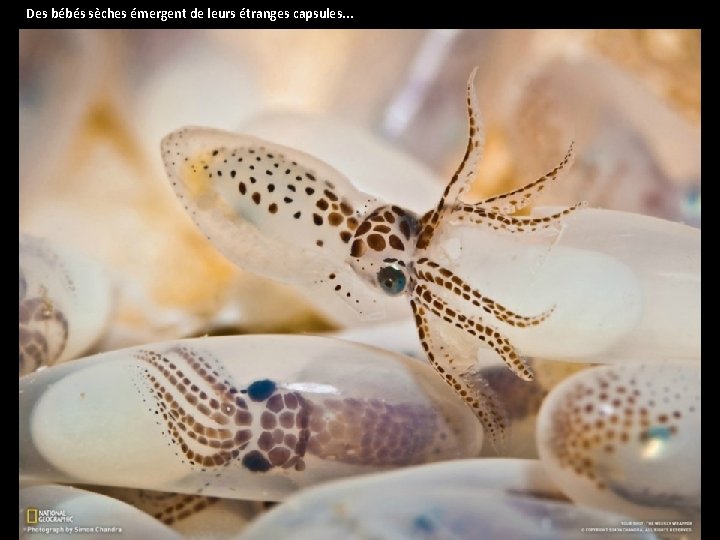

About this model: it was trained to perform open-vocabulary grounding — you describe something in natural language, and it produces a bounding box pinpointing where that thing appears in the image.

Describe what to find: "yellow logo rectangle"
[26,508,38,524]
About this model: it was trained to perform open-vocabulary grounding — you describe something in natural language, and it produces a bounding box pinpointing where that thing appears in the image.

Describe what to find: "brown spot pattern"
[190,143,363,250]
[546,366,693,491]
[453,201,585,234]
[110,489,219,526]
[367,234,386,251]
[412,280,533,380]
[349,205,419,261]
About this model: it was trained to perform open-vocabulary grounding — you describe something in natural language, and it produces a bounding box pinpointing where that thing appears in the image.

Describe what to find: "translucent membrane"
[20,335,481,500]
[429,208,699,363]
[240,459,659,540]
[537,363,700,523]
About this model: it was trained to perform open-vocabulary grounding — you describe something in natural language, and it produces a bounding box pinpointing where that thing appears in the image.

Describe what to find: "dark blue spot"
[242,450,271,472]
[247,379,276,401]
[413,515,435,533]
[646,425,671,440]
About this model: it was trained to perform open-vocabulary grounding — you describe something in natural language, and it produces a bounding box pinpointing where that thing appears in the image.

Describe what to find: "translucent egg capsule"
[537,363,700,522]
[20,335,481,500]
[240,459,659,540]
[426,208,699,364]
[19,485,182,540]
[19,233,114,376]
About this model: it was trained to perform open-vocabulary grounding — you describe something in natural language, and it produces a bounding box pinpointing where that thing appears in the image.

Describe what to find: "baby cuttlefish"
[161,68,584,447]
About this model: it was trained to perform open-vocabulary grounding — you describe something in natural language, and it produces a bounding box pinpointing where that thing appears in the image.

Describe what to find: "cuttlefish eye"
[377,265,407,296]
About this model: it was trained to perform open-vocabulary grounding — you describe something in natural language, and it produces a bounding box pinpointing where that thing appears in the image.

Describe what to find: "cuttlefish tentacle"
[411,280,534,381]
[413,258,554,328]
[441,66,486,207]
[449,201,587,233]
[417,67,484,250]
[409,296,509,449]
[137,348,245,468]
[458,363,509,451]
[476,141,576,215]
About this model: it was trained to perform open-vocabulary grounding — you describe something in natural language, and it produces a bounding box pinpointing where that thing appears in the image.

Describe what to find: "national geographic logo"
[22,507,123,534]
[24,508,73,524]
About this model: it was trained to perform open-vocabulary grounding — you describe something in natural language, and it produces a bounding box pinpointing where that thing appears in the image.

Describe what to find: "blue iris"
[377,265,407,295]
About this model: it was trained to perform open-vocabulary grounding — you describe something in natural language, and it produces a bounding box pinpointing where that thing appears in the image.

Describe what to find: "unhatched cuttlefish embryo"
[161,69,588,446]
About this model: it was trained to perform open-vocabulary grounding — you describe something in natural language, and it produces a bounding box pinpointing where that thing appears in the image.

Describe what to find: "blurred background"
[19,29,701,350]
